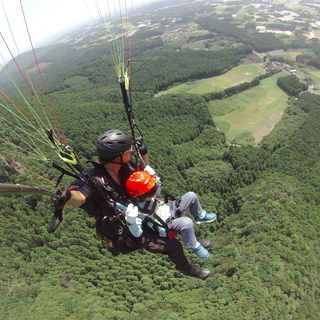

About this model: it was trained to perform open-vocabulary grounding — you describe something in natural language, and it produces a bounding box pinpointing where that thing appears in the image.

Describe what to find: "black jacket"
[69,161,139,219]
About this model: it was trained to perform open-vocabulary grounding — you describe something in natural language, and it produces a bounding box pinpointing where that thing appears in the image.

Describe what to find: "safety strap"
[101,169,130,205]
[143,212,180,240]
[51,162,79,187]
[138,200,157,214]
[139,198,181,240]
[161,190,176,203]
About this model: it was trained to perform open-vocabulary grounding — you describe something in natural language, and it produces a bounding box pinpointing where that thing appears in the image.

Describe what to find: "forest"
[1,0,320,319]
[277,75,308,96]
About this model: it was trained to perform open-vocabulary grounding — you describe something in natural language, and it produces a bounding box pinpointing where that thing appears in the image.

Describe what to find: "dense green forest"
[277,74,308,96]
[1,0,320,319]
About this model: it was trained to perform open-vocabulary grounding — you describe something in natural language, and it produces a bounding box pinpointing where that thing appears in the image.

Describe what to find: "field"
[209,71,288,145]
[287,49,314,60]
[308,70,320,85]
[158,63,265,95]
[301,66,320,89]
[284,49,320,89]
[158,62,290,146]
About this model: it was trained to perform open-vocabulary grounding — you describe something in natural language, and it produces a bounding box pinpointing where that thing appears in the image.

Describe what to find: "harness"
[139,199,181,240]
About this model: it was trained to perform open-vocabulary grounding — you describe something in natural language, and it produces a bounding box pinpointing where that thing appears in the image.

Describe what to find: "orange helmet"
[125,171,157,198]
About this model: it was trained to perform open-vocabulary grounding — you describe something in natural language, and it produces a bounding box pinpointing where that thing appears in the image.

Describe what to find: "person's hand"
[47,189,71,233]
[51,189,71,210]
[125,204,140,225]
[144,165,161,187]
[134,137,147,155]
[144,165,156,176]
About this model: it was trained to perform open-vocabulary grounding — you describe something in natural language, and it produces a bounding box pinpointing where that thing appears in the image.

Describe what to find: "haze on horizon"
[0,0,156,64]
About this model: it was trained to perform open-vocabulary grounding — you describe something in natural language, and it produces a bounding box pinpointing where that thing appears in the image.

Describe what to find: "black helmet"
[96,129,132,163]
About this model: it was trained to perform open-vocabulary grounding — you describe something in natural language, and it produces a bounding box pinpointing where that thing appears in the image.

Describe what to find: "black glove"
[47,189,71,233]
[52,188,71,209]
[134,137,148,156]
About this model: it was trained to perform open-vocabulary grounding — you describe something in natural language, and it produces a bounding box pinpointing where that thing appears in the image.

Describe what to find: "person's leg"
[171,216,210,259]
[172,191,217,224]
[171,216,198,249]
[172,191,203,217]
[139,228,211,278]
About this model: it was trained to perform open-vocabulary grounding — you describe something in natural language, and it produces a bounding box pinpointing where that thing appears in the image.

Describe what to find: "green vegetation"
[210,72,288,145]
[158,63,265,95]
[277,74,308,96]
[303,68,320,87]
[1,0,320,319]
[2,92,320,320]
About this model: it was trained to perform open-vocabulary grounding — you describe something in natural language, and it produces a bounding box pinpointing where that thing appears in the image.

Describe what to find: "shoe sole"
[200,271,212,280]
[198,254,210,259]
[199,241,211,249]
[194,217,217,225]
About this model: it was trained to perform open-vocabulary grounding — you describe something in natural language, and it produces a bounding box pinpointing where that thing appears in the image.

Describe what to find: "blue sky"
[0,0,152,63]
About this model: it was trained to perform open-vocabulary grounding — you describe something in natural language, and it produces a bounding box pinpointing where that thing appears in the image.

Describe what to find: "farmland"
[209,71,289,145]
[158,62,265,95]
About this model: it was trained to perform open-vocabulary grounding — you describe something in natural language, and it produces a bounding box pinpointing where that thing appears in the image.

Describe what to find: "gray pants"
[170,192,203,249]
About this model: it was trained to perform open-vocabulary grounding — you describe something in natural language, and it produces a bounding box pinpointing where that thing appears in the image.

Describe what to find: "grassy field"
[284,49,320,88]
[301,66,320,88]
[158,63,265,95]
[158,63,289,146]
[308,70,320,85]
[286,50,304,59]
[209,71,288,146]
[287,49,314,59]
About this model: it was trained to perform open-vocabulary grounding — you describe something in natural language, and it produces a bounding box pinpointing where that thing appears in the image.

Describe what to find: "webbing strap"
[51,162,79,180]
[161,190,176,203]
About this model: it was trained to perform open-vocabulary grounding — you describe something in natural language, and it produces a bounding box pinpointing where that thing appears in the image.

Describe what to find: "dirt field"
[27,62,52,73]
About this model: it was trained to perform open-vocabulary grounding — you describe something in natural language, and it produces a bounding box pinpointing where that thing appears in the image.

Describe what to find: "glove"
[144,165,156,176]
[134,137,148,155]
[47,189,71,233]
[125,203,140,225]
[51,189,71,210]
[144,165,161,187]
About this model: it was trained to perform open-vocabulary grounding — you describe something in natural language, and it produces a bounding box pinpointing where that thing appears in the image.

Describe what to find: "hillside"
[1,0,320,319]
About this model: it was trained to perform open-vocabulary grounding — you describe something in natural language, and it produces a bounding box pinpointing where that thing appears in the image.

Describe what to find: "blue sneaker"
[192,244,210,259]
[194,211,217,225]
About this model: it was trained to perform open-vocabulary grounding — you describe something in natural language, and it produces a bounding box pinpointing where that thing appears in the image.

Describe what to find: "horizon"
[0,0,156,65]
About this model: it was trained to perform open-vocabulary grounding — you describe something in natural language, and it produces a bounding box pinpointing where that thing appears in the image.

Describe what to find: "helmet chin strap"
[109,154,125,165]
[110,161,124,165]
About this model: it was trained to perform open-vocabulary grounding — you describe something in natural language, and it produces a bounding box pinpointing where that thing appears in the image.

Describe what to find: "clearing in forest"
[158,63,264,95]
[209,71,288,146]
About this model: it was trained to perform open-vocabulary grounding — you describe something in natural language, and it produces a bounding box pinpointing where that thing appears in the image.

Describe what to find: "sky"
[0,0,152,64]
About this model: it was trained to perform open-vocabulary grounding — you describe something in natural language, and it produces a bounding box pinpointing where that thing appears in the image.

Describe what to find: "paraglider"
[0,0,152,239]
[0,0,216,279]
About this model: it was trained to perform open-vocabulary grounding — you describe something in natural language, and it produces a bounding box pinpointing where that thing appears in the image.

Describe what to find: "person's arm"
[66,190,86,207]
[134,138,161,182]
[48,187,87,233]
[141,153,149,166]
[134,137,149,166]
